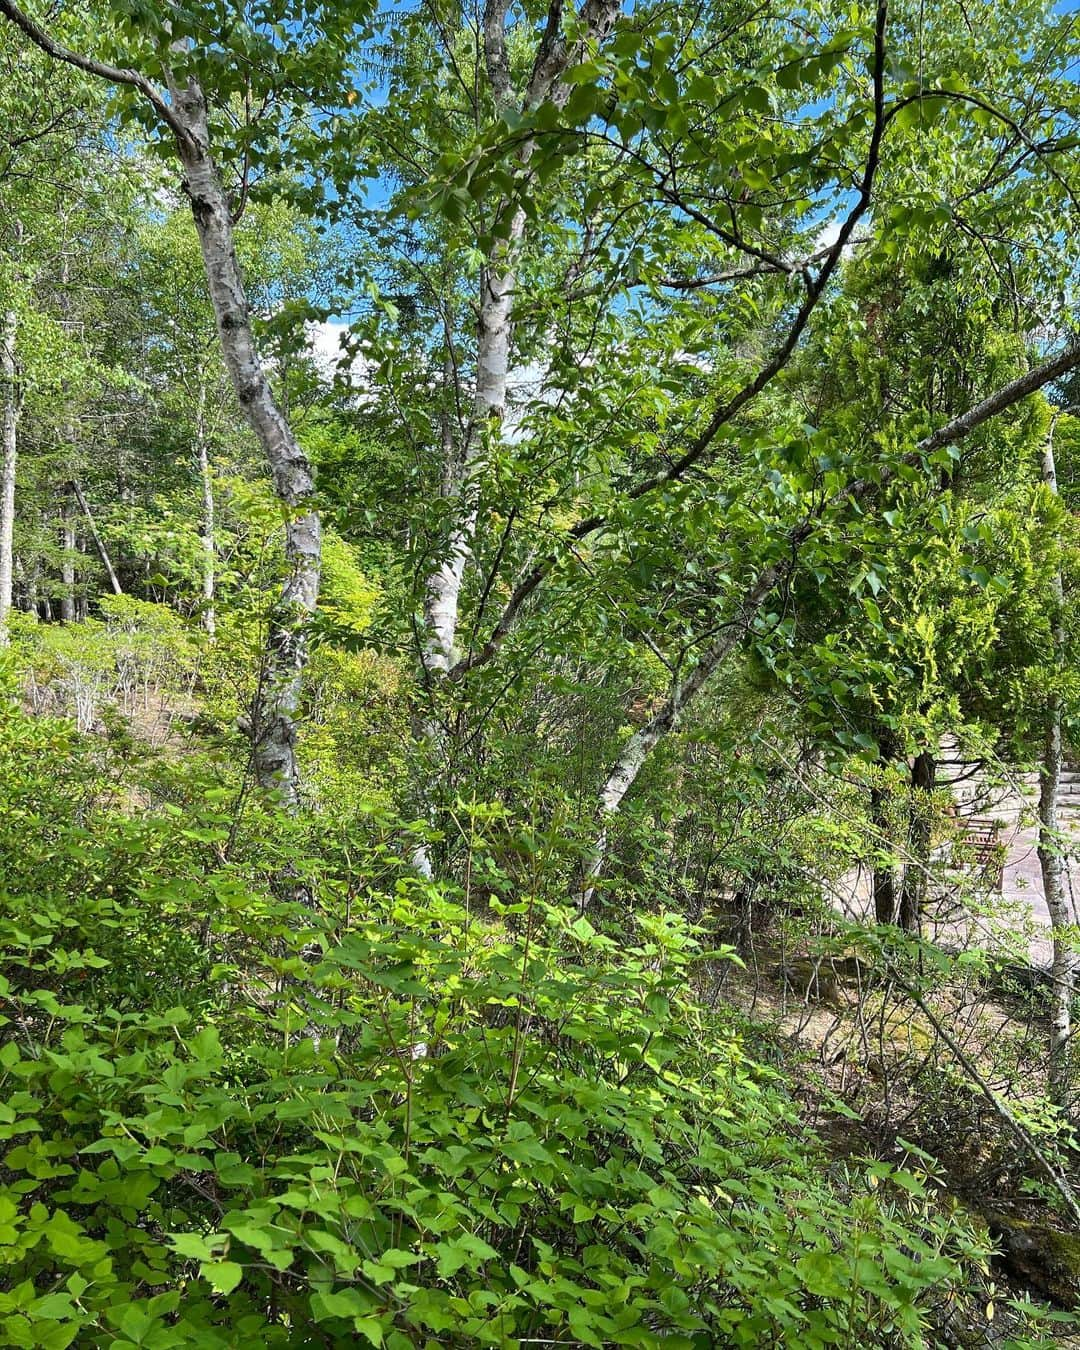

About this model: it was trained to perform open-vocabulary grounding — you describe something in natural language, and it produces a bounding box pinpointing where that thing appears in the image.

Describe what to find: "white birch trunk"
[421,0,617,672]
[56,239,78,624]
[1039,423,1075,1107]
[421,209,526,676]
[578,568,779,905]
[195,378,215,636]
[167,72,320,806]
[413,0,620,874]
[0,10,317,803]
[59,495,76,623]
[0,309,17,643]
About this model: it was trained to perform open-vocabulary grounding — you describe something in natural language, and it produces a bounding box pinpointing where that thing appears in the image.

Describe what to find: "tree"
[0,0,347,802]
[1039,410,1077,1107]
[0,303,16,640]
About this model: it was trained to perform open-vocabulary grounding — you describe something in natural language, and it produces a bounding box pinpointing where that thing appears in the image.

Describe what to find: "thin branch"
[654,239,868,291]
[451,327,1080,685]
[899,976,1080,1225]
[449,0,892,681]
[633,0,890,499]
[0,0,193,146]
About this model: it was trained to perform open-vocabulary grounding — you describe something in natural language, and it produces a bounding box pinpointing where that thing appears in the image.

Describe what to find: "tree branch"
[452,328,1080,685]
[0,0,193,146]
[450,0,891,681]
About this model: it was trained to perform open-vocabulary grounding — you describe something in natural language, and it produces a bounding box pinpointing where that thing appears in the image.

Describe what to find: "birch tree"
[403,0,1080,897]
[379,0,620,874]
[1039,411,1076,1108]
[419,0,620,674]
[577,347,1080,898]
[0,305,17,641]
[0,0,354,803]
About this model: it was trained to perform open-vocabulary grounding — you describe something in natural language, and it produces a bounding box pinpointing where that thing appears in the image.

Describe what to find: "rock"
[773,954,873,1004]
[982,1203,1080,1307]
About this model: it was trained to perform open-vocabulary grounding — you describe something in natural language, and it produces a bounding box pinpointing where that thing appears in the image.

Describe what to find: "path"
[940,754,1080,966]
[833,752,1080,967]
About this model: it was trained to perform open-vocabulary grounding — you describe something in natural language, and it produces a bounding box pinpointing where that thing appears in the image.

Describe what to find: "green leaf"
[200,1260,243,1294]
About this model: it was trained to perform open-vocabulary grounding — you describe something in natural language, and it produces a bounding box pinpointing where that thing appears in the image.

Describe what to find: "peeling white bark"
[420,207,526,676]
[168,72,320,806]
[422,0,619,674]
[0,309,16,642]
[422,0,621,657]
[415,0,620,869]
[1039,421,1075,1108]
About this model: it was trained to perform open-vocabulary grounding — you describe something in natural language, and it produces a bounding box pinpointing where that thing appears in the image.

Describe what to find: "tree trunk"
[578,569,777,906]
[421,319,479,677]
[58,491,76,622]
[899,750,935,935]
[1040,419,1075,1108]
[562,337,1080,905]
[195,378,215,636]
[70,479,121,596]
[421,0,617,676]
[414,0,620,874]
[0,9,319,802]
[0,308,17,643]
[873,857,899,925]
[1040,699,1073,1106]
[167,71,320,807]
[870,734,901,923]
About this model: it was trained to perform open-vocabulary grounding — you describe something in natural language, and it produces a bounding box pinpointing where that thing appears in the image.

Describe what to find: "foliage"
[0,694,1024,1348]
[1,0,1080,1344]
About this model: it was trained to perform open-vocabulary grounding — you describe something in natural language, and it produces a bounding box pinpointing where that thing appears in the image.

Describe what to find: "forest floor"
[709,932,1080,1343]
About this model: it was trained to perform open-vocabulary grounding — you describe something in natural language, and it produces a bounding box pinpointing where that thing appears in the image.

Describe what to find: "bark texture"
[1039,422,1075,1108]
[168,72,320,805]
[899,750,935,936]
[195,380,215,636]
[421,0,620,677]
[58,493,76,622]
[0,308,17,641]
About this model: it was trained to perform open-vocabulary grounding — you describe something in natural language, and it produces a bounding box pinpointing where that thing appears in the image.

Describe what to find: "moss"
[983,1205,1080,1305]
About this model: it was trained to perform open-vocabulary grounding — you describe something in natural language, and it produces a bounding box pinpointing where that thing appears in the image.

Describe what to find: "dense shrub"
[0,693,1052,1347]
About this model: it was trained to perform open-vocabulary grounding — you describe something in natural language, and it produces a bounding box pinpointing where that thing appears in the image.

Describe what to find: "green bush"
[8,600,199,733]
[0,694,1049,1348]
